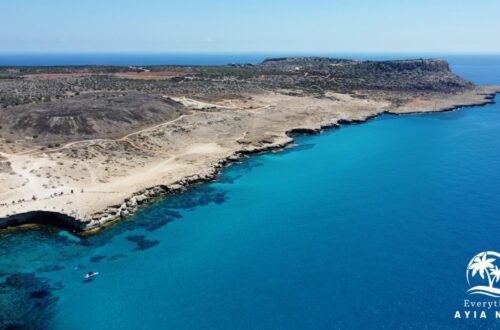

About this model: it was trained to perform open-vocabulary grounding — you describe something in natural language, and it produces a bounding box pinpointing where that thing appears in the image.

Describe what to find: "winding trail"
[0,103,271,163]
[0,114,191,162]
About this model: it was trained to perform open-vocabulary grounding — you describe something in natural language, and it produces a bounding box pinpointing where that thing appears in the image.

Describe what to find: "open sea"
[1,54,500,329]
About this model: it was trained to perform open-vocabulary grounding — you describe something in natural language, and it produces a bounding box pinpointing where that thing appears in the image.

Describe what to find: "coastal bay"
[1,55,500,328]
[3,0,500,327]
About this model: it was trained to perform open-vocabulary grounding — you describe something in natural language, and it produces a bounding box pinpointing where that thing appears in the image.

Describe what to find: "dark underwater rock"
[108,253,127,261]
[126,234,159,251]
[137,217,172,232]
[89,255,107,263]
[29,289,50,299]
[36,264,65,273]
[126,235,145,243]
[133,239,160,251]
[163,186,228,209]
[0,273,58,329]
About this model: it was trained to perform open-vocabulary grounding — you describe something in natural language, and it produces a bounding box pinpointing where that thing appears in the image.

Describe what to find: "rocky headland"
[0,57,498,232]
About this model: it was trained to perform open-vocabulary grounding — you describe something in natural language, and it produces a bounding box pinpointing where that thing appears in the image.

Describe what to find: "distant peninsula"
[0,57,498,232]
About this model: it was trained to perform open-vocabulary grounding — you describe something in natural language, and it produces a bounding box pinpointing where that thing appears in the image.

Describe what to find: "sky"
[1,0,499,54]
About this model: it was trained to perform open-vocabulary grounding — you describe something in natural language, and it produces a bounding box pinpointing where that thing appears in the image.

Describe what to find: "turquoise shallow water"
[1,56,500,329]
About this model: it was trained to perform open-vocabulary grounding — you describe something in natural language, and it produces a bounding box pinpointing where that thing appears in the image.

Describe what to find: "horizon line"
[1,51,500,55]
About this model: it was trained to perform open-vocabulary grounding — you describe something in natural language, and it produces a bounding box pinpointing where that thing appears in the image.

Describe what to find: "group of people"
[0,188,85,208]
[49,191,67,198]
[0,199,26,207]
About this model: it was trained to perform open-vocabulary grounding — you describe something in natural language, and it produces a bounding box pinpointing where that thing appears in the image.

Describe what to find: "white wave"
[467,285,500,297]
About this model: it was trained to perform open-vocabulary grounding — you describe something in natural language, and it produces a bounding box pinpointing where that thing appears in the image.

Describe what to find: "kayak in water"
[85,272,99,279]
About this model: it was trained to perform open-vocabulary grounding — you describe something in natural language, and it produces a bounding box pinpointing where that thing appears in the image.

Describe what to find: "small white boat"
[85,272,99,279]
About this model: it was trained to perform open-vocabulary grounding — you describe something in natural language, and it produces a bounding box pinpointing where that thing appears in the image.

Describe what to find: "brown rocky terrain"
[0,92,187,147]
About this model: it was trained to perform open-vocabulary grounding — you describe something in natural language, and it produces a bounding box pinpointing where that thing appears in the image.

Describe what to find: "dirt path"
[0,114,192,163]
[0,103,271,164]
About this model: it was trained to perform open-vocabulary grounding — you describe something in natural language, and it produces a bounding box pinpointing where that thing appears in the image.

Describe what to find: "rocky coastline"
[1,89,498,234]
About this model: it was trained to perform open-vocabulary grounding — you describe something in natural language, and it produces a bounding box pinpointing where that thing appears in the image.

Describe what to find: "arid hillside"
[0,92,188,147]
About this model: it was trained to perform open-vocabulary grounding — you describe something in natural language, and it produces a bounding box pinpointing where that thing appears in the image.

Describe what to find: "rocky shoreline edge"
[0,91,498,234]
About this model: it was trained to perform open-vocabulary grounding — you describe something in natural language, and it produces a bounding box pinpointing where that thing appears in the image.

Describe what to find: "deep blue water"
[1,52,499,68]
[1,56,500,329]
[0,53,275,66]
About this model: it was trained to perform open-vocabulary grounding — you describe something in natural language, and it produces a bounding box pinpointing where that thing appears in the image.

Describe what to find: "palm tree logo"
[466,251,500,297]
[490,266,500,283]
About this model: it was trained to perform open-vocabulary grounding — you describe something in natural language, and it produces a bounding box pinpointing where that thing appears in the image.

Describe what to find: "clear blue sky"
[1,0,499,53]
